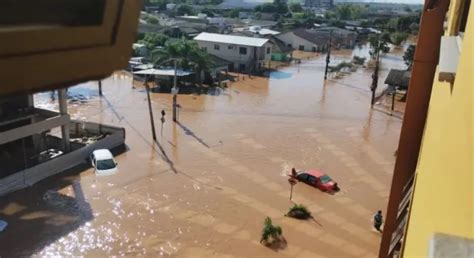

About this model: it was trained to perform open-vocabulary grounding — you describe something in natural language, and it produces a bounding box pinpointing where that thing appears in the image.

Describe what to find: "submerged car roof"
[304,169,326,178]
[93,149,114,160]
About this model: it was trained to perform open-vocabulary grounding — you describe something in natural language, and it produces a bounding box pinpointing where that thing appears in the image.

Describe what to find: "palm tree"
[152,39,213,86]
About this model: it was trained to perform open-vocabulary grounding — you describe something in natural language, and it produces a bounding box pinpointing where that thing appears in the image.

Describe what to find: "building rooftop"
[194,32,269,47]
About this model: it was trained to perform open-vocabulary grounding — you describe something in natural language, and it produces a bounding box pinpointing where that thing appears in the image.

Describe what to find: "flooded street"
[0,46,405,257]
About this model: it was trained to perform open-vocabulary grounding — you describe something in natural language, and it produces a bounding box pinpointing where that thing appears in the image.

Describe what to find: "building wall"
[195,40,271,71]
[276,32,320,52]
[402,2,473,256]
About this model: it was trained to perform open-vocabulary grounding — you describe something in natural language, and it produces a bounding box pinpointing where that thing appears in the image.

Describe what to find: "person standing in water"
[374,210,383,232]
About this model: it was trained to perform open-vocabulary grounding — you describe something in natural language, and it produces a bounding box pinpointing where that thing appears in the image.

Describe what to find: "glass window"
[297,173,308,181]
[228,45,233,49]
[320,175,331,184]
[214,44,220,50]
[266,47,270,54]
[239,47,247,55]
[96,159,116,170]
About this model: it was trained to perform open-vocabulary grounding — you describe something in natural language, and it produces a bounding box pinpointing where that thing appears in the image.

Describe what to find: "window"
[96,159,117,170]
[299,45,305,51]
[296,173,308,182]
[214,44,220,50]
[228,45,233,49]
[320,175,331,184]
[239,64,246,71]
[202,47,207,52]
[239,47,247,55]
[266,47,270,54]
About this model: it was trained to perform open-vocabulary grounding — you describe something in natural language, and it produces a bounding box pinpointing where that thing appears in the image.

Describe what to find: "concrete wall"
[402,2,474,256]
[195,40,271,71]
[0,113,70,145]
[0,121,125,196]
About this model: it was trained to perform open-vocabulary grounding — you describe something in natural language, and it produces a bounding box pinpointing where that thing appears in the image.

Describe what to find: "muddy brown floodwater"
[0,44,406,257]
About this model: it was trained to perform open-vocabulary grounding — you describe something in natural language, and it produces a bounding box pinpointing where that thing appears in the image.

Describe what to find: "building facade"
[380,0,472,256]
[194,32,272,72]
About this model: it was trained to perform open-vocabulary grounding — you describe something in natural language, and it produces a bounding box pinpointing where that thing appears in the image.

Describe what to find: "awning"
[133,68,193,77]
[133,63,154,70]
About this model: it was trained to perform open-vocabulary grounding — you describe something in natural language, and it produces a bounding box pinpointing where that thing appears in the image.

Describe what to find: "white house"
[194,32,272,72]
[277,28,329,52]
[277,28,357,52]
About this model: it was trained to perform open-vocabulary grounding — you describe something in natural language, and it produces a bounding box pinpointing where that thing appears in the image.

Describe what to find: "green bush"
[260,217,283,245]
[286,204,312,219]
[352,55,366,65]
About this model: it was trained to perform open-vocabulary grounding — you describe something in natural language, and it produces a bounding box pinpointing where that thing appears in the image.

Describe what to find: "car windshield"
[320,175,331,184]
[96,159,116,170]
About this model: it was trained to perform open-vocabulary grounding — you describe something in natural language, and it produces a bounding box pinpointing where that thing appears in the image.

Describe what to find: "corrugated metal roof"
[194,32,269,47]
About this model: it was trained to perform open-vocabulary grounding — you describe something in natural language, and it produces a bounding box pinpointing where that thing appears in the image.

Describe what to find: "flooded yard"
[0,45,406,257]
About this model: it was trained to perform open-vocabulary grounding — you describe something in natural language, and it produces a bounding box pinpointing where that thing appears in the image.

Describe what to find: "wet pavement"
[0,45,405,257]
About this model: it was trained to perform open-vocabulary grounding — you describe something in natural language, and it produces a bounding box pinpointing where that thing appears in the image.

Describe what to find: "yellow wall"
[403,2,473,257]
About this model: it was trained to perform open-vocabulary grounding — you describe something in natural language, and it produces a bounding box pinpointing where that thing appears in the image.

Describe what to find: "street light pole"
[145,79,157,142]
[172,59,178,122]
[324,30,333,81]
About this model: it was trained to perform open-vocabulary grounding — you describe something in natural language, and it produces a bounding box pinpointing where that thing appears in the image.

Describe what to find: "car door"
[307,175,318,187]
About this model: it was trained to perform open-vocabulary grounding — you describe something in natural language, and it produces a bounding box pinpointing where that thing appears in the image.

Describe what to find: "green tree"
[255,1,288,14]
[336,4,353,20]
[144,15,159,25]
[138,33,170,50]
[369,34,390,60]
[289,3,303,12]
[201,8,214,17]
[227,8,242,18]
[409,22,419,34]
[177,4,194,16]
[351,5,368,19]
[152,40,213,85]
[390,32,409,46]
[403,44,416,70]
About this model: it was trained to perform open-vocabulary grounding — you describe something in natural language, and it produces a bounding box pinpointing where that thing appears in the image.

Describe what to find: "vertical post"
[145,81,157,142]
[324,30,333,81]
[98,80,102,96]
[290,184,294,200]
[371,50,380,106]
[173,59,178,122]
[58,88,71,152]
[391,88,396,113]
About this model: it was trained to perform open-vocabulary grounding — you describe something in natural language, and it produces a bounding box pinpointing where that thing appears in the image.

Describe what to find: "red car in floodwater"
[290,169,339,192]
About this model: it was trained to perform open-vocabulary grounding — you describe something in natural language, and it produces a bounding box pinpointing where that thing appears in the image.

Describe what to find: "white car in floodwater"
[90,149,118,176]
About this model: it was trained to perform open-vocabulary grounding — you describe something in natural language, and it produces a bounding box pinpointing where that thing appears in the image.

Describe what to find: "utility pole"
[98,80,102,96]
[172,59,178,122]
[371,46,380,106]
[145,78,157,142]
[324,30,333,81]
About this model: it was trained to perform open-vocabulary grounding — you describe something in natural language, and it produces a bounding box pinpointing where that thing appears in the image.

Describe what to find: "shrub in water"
[286,204,312,219]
